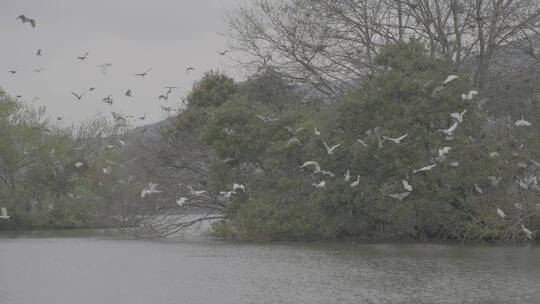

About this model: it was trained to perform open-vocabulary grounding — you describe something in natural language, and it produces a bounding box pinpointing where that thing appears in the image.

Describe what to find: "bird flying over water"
[17,15,36,28]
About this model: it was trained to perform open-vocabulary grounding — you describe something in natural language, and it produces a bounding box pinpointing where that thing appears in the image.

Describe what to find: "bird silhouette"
[103,95,113,105]
[70,91,86,100]
[217,50,229,56]
[313,181,326,188]
[402,180,413,192]
[77,52,89,61]
[125,89,132,97]
[8,70,16,74]
[176,197,188,207]
[186,67,195,76]
[461,90,478,100]
[17,15,36,28]
[36,49,42,56]
[256,114,279,123]
[135,68,152,77]
[141,183,161,198]
[496,208,506,218]
[33,68,44,73]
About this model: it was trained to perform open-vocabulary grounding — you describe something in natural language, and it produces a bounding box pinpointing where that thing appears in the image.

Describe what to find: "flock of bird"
[227,74,535,239]
[2,16,536,240]
[7,14,231,123]
[1,13,236,222]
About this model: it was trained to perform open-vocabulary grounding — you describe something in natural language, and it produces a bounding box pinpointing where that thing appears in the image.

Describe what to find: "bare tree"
[227,0,540,93]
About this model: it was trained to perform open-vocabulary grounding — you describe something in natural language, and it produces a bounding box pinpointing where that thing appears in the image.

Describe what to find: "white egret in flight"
[443,75,458,84]
[323,142,340,154]
[413,164,437,173]
[450,109,467,123]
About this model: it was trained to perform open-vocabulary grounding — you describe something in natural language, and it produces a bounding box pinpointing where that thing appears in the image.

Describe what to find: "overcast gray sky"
[0,0,246,127]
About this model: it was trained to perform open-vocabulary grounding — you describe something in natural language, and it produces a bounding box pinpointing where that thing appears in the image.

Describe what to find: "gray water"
[1,231,539,304]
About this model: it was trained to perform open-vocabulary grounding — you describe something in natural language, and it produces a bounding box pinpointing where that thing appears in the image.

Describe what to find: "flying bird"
[461,90,478,100]
[70,91,86,100]
[77,52,89,61]
[521,225,534,240]
[186,67,195,75]
[256,114,279,123]
[285,126,305,135]
[344,170,351,182]
[176,197,188,207]
[141,183,161,198]
[475,184,483,194]
[388,192,411,200]
[443,75,458,84]
[313,181,326,188]
[36,49,42,56]
[17,15,36,28]
[103,95,113,105]
[383,133,408,144]
[356,139,368,147]
[0,207,9,220]
[135,68,152,77]
[515,115,532,127]
[74,162,84,168]
[440,122,459,136]
[323,142,340,154]
[314,128,321,136]
[496,208,506,218]
[125,89,132,97]
[450,109,467,123]
[188,185,207,196]
[102,167,112,175]
[350,175,360,188]
[286,137,302,147]
[217,50,229,56]
[302,161,321,172]
[33,68,44,73]
[402,179,413,192]
[233,183,246,192]
[413,164,437,173]
[8,70,16,74]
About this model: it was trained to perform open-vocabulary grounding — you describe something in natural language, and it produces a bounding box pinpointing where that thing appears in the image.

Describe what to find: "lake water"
[0,231,539,304]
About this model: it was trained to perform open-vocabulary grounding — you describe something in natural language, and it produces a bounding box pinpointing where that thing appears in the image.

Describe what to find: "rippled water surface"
[1,231,539,304]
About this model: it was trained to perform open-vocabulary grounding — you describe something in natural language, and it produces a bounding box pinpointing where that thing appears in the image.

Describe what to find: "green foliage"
[186,71,239,108]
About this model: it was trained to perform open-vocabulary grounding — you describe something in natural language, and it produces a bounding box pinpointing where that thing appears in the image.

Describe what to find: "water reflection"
[0,232,538,304]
